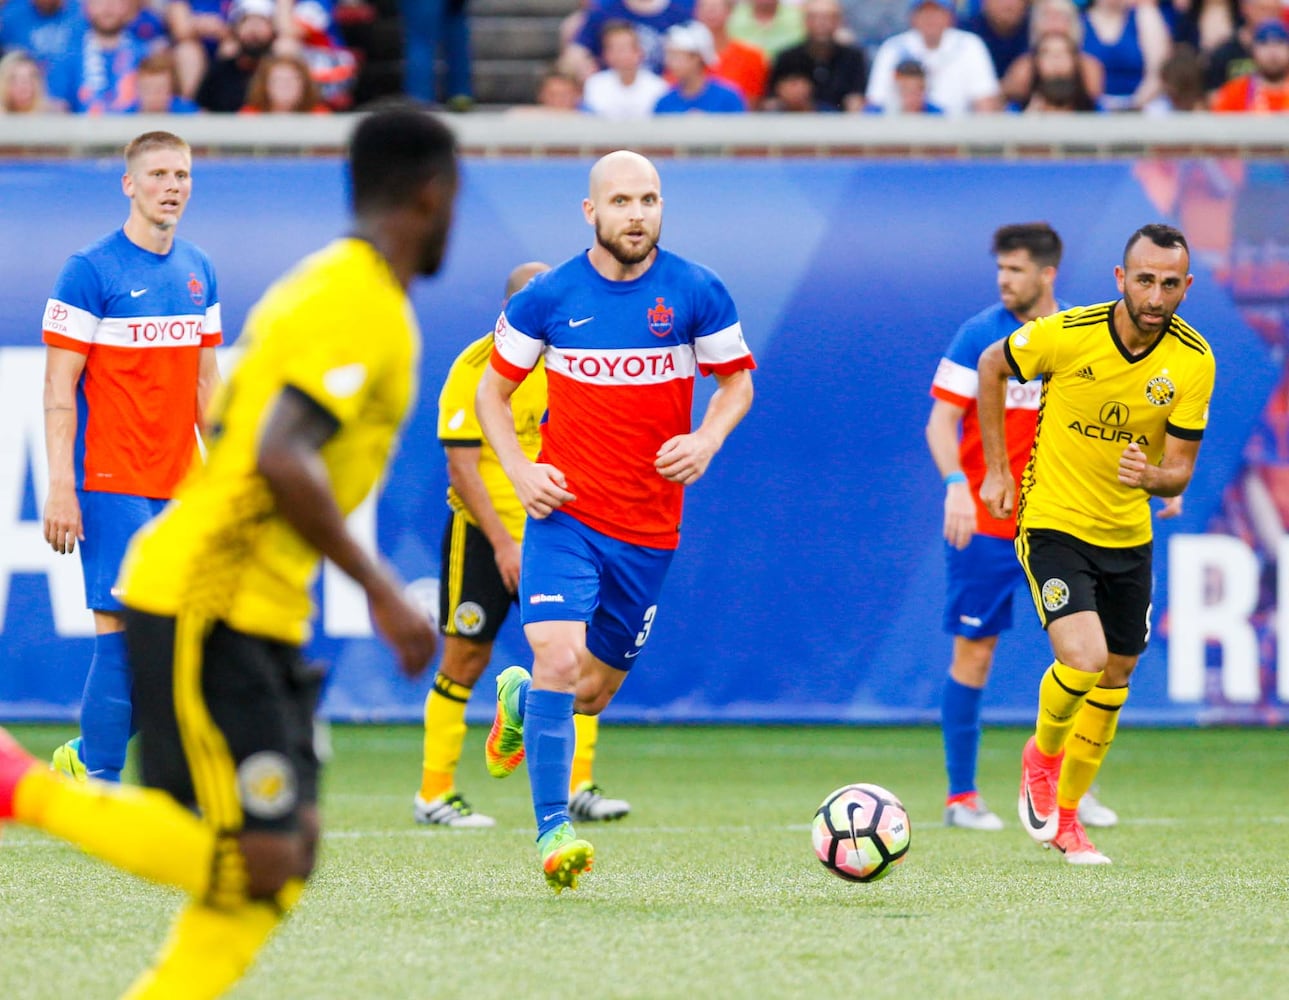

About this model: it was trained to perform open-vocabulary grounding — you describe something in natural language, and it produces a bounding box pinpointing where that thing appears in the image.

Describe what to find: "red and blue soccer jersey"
[929,301,1063,539]
[491,248,755,549]
[42,229,222,500]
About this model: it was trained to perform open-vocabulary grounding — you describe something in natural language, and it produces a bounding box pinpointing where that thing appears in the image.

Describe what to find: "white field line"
[4,815,1288,849]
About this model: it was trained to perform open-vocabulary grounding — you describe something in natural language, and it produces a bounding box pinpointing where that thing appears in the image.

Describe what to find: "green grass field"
[1,723,1287,999]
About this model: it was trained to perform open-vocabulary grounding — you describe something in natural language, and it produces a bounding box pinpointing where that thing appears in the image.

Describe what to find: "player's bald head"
[588,150,660,201]
[504,261,549,302]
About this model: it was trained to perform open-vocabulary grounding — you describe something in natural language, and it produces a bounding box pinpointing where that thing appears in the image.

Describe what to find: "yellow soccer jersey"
[117,238,420,645]
[1005,301,1215,547]
[438,332,546,543]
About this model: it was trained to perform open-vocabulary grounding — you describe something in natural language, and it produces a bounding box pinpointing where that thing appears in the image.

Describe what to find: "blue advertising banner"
[0,157,1284,724]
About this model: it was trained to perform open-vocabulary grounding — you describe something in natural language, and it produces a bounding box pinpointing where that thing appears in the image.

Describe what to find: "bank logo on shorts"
[1145,375,1176,406]
[1041,578,1070,612]
[237,751,297,820]
[453,601,486,637]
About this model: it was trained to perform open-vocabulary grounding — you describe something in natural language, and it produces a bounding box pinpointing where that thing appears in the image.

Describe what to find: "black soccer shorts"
[439,510,518,643]
[126,610,322,834]
[1015,527,1153,656]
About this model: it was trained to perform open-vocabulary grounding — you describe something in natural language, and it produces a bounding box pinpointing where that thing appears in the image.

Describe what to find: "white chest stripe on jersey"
[544,343,697,386]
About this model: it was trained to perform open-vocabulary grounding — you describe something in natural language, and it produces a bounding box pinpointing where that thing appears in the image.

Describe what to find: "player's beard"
[1123,293,1171,336]
[596,218,660,267]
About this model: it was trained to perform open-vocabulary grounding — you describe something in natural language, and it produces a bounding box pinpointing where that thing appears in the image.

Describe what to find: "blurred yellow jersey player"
[118,237,419,640]
[0,107,455,1000]
[416,262,631,830]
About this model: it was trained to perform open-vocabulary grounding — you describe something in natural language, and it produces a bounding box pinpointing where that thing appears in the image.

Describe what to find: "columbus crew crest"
[454,601,486,636]
[1145,375,1176,407]
[1041,578,1070,612]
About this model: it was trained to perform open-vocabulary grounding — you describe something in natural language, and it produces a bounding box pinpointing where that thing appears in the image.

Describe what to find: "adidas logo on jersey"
[1076,365,1096,381]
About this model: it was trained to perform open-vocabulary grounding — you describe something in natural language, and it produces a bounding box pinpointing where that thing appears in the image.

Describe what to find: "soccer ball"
[812,783,911,883]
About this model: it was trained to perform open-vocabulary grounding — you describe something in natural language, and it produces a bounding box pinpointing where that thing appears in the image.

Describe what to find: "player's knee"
[240,831,313,899]
[531,646,582,689]
[574,690,610,716]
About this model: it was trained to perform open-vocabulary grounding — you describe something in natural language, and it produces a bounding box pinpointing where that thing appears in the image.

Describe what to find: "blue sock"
[942,675,984,799]
[523,688,575,842]
[79,631,134,782]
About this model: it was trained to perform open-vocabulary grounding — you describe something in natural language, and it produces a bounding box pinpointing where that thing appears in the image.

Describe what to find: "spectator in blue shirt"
[655,20,747,111]
[865,57,944,112]
[961,0,1031,80]
[45,0,146,113]
[564,0,694,79]
[0,0,86,75]
[132,50,201,112]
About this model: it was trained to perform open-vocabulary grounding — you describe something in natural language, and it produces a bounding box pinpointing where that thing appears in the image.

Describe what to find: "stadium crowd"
[0,0,1286,115]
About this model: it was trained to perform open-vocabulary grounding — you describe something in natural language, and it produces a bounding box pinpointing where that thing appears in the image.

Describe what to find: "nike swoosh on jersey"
[568,317,594,327]
[130,288,148,297]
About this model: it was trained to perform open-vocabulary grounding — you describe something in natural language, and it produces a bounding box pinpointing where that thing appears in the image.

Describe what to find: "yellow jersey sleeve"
[1003,312,1068,383]
[277,296,405,427]
[437,334,492,445]
[1165,330,1215,438]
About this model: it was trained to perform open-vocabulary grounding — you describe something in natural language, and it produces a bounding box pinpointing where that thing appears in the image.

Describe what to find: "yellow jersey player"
[0,106,455,999]
[414,262,632,828]
[978,223,1215,865]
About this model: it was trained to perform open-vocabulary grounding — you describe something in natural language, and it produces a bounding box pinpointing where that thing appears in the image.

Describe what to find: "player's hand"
[655,430,717,485]
[494,537,522,593]
[43,485,84,555]
[943,480,977,550]
[512,462,576,520]
[366,571,437,678]
[1118,442,1150,489]
[1157,494,1184,519]
[978,468,1014,521]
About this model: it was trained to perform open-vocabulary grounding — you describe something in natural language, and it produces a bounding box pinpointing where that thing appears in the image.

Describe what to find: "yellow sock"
[1035,661,1103,756]
[571,713,599,792]
[122,879,304,1000]
[1058,685,1129,809]
[420,673,471,801]
[14,767,219,899]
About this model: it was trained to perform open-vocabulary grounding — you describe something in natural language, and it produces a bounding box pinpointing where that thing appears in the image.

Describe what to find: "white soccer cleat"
[413,792,496,828]
[569,782,630,822]
[944,794,1005,831]
[1077,788,1119,828]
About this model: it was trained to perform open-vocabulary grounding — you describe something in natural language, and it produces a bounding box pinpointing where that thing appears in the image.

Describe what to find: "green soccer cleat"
[485,665,530,778]
[539,822,594,893]
[51,737,88,782]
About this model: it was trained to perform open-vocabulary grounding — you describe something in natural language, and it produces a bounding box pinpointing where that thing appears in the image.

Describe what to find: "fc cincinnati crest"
[187,272,205,306]
[1041,578,1070,612]
[1145,375,1176,407]
[647,296,673,337]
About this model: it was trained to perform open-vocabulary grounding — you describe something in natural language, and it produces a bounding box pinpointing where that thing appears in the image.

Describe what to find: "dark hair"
[993,222,1063,268]
[1026,31,1095,111]
[1124,223,1189,264]
[348,104,457,215]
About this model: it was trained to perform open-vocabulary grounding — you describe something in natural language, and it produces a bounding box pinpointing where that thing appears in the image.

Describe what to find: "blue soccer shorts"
[78,490,167,612]
[520,510,675,672]
[942,533,1027,640]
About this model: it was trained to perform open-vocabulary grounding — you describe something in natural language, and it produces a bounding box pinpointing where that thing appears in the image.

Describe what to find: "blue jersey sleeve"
[690,265,740,341]
[48,252,105,318]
